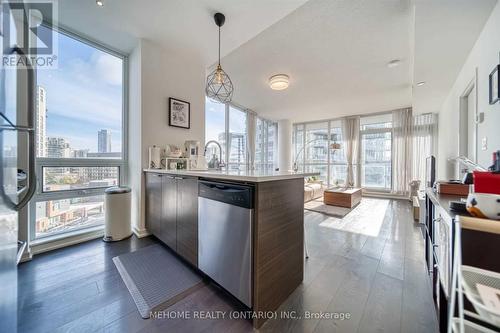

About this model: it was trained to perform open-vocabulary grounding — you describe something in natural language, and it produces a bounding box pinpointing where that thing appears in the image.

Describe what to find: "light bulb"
[215,69,223,84]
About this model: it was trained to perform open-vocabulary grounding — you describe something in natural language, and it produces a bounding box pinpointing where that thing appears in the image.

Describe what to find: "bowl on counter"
[466,192,500,220]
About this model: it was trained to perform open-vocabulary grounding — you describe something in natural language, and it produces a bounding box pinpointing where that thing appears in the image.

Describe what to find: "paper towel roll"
[148,146,161,169]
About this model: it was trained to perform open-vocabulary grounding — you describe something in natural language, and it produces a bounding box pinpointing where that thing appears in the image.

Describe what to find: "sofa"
[304,178,327,202]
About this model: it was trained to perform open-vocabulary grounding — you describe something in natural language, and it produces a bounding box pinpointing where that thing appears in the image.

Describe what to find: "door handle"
[7,46,36,211]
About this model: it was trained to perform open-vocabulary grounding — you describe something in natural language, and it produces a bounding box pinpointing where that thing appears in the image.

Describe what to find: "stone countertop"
[143,168,319,183]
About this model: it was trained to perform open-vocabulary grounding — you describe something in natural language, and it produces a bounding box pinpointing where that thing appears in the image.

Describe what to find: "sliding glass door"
[293,120,347,186]
[360,114,392,191]
[293,113,393,191]
[360,132,392,190]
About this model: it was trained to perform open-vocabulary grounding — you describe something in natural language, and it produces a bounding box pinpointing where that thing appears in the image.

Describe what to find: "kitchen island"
[144,169,318,328]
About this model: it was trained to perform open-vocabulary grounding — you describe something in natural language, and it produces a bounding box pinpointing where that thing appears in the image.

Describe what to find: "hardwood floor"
[17,199,438,333]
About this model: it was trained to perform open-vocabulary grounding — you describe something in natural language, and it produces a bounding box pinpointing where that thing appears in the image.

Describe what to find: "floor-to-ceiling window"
[303,122,329,183]
[293,120,347,186]
[31,27,126,240]
[293,113,393,191]
[255,117,278,171]
[205,98,227,164]
[227,106,247,170]
[204,97,277,171]
[360,114,392,191]
[329,121,349,186]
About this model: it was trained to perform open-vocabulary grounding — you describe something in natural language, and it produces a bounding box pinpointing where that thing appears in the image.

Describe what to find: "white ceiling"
[220,0,497,121]
[56,0,497,122]
[55,0,307,63]
[220,0,413,122]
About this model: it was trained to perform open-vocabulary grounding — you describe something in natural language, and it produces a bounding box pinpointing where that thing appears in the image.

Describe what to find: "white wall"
[437,2,500,179]
[128,39,206,235]
[128,41,142,234]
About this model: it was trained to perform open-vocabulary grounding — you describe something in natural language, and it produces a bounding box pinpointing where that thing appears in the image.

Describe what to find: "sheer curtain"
[341,116,360,187]
[246,112,256,170]
[412,113,437,190]
[392,108,413,196]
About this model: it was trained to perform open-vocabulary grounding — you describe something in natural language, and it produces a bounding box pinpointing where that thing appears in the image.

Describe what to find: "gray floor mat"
[113,244,203,318]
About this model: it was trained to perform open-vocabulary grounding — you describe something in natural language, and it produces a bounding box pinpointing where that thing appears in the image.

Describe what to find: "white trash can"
[103,186,132,242]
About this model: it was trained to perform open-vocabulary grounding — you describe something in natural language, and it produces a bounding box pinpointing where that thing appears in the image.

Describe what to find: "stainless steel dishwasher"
[198,180,253,307]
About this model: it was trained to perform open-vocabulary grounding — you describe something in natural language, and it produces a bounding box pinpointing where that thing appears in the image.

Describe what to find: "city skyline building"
[98,129,112,153]
[36,86,47,157]
[47,137,71,158]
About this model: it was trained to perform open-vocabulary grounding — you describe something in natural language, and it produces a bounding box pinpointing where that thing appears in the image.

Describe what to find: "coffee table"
[324,187,362,208]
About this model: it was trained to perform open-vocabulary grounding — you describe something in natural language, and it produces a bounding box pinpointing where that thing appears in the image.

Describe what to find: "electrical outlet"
[481,137,488,151]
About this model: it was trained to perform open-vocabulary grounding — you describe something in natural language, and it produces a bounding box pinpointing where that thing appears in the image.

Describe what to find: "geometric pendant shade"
[205,12,233,103]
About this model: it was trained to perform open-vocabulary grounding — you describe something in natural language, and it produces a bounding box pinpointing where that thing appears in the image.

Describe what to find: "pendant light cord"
[218,26,221,66]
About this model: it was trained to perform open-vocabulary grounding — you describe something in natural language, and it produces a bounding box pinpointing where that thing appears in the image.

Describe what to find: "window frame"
[205,98,278,171]
[227,104,248,170]
[293,112,394,191]
[29,25,128,241]
[359,127,393,192]
[255,117,278,170]
[358,113,393,192]
[293,120,347,186]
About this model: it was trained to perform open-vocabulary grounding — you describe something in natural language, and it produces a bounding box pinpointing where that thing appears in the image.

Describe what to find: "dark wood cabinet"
[161,175,178,250]
[145,173,198,267]
[145,173,162,236]
[176,177,198,266]
[145,172,306,329]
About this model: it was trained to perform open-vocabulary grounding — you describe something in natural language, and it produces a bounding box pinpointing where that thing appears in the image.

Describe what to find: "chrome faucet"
[204,140,225,170]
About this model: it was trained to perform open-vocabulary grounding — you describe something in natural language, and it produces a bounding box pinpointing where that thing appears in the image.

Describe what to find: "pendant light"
[205,12,234,103]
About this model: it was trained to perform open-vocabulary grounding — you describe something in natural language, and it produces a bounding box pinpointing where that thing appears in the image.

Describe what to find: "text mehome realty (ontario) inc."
[149,310,352,321]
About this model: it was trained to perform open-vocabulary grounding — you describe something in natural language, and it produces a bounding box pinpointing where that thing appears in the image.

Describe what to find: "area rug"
[304,198,352,218]
[113,244,203,318]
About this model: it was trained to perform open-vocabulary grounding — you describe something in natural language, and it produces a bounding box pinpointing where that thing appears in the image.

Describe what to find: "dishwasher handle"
[203,183,247,193]
[199,180,254,209]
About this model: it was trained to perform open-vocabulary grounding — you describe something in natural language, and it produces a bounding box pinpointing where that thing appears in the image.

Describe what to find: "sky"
[37,26,123,153]
[205,97,246,143]
[205,98,225,143]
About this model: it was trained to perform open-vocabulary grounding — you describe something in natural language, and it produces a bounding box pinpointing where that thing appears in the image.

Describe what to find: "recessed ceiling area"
[219,0,497,122]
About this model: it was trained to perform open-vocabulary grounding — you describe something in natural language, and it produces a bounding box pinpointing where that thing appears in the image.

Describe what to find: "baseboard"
[30,228,104,255]
[133,226,150,238]
[363,191,409,200]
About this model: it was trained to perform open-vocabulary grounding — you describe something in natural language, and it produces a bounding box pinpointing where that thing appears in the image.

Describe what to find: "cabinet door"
[145,173,162,237]
[176,177,198,266]
[161,175,177,250]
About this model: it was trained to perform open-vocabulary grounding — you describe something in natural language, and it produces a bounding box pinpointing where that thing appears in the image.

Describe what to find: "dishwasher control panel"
[198,180,254,209]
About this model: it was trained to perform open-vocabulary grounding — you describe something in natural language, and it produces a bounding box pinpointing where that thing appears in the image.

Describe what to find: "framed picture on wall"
[169,97,190,129]
[489,64,499,104]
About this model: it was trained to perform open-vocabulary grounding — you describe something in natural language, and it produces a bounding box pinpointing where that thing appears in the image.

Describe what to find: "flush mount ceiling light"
[269,74,290,90]
[387,59,401,68]
[96,0,104,6]
[417,81,426,86]
[205,12,234,104]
